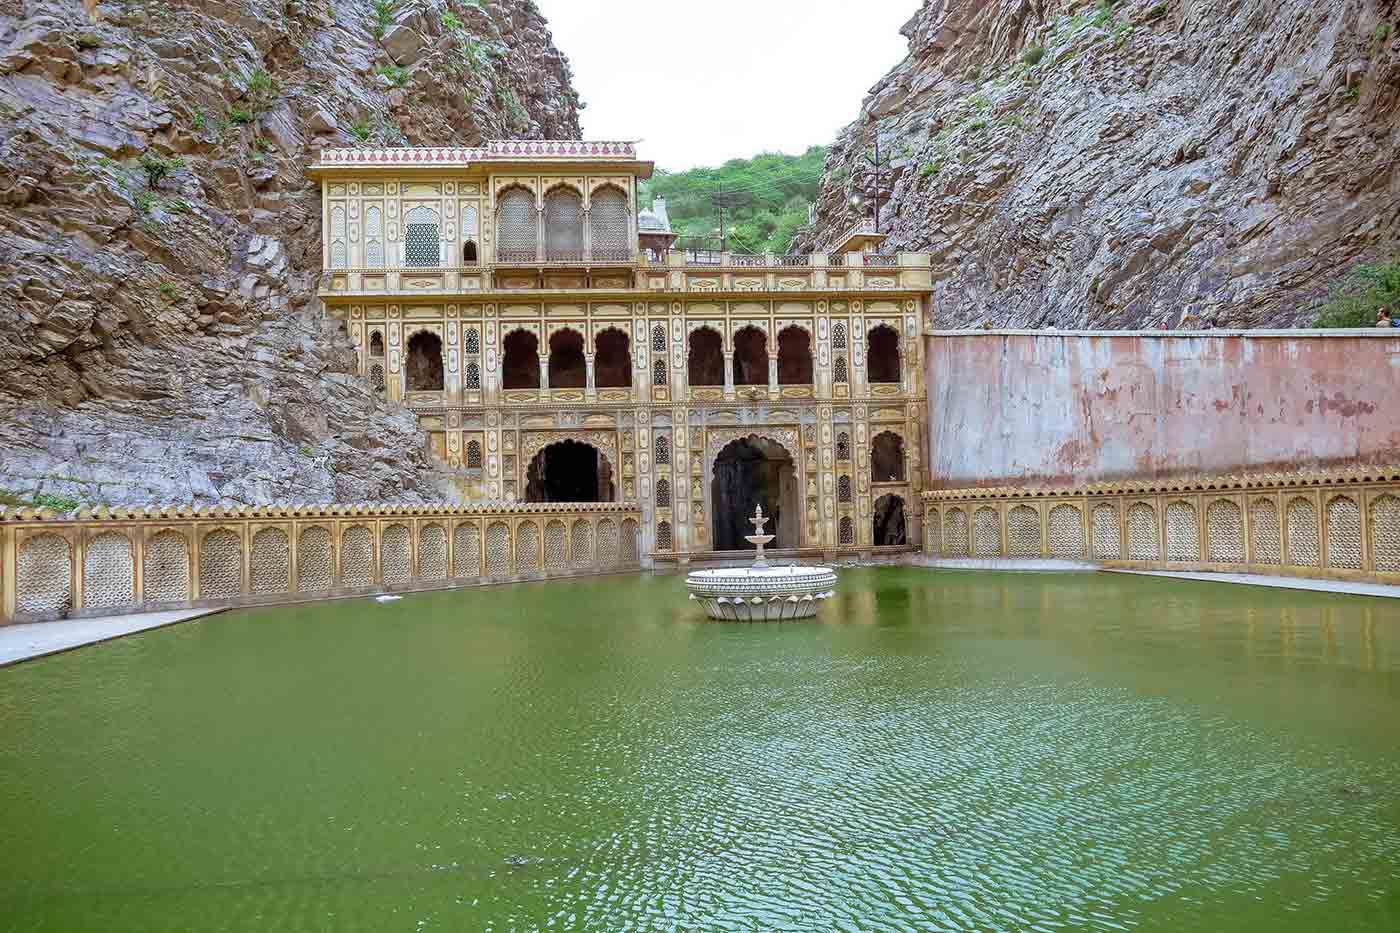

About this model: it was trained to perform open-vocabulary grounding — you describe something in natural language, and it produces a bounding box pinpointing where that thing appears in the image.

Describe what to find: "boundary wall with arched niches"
[1,503,642,625]
[921,467,1400,585]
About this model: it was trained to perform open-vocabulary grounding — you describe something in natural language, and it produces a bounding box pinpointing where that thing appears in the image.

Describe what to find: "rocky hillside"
[0,0,580,507]
[795,0,1400,329]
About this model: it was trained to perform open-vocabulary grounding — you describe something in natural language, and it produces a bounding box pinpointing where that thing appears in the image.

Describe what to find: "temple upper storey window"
[493,183,632,263]
[544,187,583,261]
[497,187,536,263]
[867,325,901,384]
[365,206,384,268]
[589,186,630,261]
[403,206,440,267]
[329,205,347,269]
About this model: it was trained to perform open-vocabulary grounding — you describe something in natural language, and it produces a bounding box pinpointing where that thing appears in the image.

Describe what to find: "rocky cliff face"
[0,0,580,507]
[796,0,1400,329]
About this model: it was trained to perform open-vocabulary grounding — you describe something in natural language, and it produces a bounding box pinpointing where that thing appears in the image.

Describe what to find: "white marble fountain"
[686,505,837,621]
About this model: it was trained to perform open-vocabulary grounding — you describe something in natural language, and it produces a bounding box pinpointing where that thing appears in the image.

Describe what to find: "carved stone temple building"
[308,140,934,562]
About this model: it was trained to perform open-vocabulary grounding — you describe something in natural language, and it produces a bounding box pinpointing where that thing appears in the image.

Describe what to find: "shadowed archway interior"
[871,431,905,482]
[502,330,539,389]
[711,436,799,551]
[594,328,631,388]
[689,327,724,386]
[873,494,906,546]
[525,440,613,502]
[548,329,586,388]
[405,332,444,391]
[732,326,767,386]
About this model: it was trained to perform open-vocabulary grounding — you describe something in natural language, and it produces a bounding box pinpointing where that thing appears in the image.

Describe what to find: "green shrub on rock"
[138,153,185,188]
[1312,257,1400,327]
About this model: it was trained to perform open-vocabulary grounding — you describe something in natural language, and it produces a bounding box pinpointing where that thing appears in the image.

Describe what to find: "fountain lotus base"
[685,565,838,621]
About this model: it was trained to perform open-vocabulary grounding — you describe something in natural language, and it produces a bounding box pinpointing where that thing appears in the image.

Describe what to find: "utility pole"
[710,188,743,252]
[853,138,893,233]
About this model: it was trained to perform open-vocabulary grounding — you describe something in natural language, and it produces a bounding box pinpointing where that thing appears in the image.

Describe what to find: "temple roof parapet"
[310,140,650,175]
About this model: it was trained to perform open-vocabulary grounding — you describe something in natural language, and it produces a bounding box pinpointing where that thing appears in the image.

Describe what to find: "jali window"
[589,186,630,261]
[497,187,536,262]
[365,205,384,268]
[403,205,440,267]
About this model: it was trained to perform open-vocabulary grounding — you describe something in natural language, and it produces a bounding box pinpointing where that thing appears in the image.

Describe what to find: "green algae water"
[2,568,1399,932]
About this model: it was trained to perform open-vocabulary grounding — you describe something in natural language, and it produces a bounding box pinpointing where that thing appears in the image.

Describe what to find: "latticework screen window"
[403,206,439,267]
[464,328,480,354]
[653,359,667,386]
[833,355,848,384]
[465,440,482,469]
[364,206,384,267]
[832,322,847,350]
[655,435,670,465]
[329,205,347,269]
[651,323,666,353]
[464,360,480,390]
[497,187,536,261]
[589,187,630,260]
[544,188,583,260]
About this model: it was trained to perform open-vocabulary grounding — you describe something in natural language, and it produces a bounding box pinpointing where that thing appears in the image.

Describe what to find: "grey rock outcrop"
[795,0,1400,329]
[0,0,581,506]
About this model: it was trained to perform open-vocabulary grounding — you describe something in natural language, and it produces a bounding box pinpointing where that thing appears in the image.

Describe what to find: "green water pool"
[2,568,1398,931]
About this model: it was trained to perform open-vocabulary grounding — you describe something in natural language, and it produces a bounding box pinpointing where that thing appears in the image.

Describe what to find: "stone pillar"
[724,350,735,400]
[539,357,549,392]
[767,354,778,399]
[585,353,596,400]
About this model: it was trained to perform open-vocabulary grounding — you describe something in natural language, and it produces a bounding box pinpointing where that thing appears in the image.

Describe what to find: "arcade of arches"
[526,441,614,503]
[711,437,800,551]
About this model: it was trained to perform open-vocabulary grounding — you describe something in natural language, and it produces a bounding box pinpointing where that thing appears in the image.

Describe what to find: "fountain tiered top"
[685,505,837,621]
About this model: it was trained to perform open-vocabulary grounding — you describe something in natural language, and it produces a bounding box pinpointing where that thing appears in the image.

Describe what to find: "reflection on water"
[1,569,1398,932]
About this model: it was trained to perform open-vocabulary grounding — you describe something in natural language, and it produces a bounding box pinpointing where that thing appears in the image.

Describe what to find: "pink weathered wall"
[925,330,1400,488]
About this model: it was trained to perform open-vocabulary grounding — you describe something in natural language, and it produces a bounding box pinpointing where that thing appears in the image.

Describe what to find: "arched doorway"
[688,327,724,386]
[867,325,901,384]
[525,440,613,502]
[502,329,539,389]
[871,431,905,482]
[406,332,444,391]
[548,329,586,388]
[732,326,767,386]
[711,436,799,551]
[594,328,631,388]
[776,325,813,385]
[873,494,906,546]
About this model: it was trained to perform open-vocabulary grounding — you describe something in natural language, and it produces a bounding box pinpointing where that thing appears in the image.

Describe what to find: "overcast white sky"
[532,0,916,172]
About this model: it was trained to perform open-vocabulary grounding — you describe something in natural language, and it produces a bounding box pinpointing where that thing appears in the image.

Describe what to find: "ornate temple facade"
[308,141,934,562]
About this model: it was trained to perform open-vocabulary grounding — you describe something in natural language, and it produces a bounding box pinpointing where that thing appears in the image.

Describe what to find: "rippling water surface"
[2,569,1399,931]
